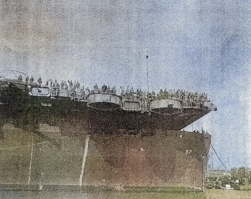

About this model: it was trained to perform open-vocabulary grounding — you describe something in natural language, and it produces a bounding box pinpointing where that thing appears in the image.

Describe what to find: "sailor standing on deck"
[52,80,57,96]
[18,75,23,81]
[38,77,42,87]
[56,81,60,96]
[25,76,29,84]
[93,84,99,93]
[47,79,52,96]
[30,76,34,84]
[85,87,90,96]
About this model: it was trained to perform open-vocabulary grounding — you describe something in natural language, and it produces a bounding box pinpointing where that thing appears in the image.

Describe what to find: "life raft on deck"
[122,100,141,112]
[29,87,50,97]
[87,93,122,110]
[149,99,182,115]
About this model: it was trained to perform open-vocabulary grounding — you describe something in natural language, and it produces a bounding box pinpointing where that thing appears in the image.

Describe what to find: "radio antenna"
[146,55,149,93]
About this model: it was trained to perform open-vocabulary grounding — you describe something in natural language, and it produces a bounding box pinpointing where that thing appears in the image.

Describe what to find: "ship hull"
[0,124,210,189]
[0,83,212,189]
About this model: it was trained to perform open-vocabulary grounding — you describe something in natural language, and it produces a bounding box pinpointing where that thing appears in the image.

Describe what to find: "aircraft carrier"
[0,70,216,190]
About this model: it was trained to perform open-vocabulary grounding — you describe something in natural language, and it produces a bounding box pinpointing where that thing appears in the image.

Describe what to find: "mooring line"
[79,134,90,187]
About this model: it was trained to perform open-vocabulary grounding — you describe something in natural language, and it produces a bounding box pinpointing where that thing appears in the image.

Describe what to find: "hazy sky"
[0,0,251,168]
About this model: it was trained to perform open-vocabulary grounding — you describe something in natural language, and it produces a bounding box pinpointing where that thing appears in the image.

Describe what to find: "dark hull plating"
[0,124,210,188]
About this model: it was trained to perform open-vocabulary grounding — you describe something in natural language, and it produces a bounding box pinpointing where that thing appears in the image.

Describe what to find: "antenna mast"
[146,55,149,93]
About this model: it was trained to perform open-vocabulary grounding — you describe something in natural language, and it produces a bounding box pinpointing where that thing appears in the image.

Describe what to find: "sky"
[0,0,251,169]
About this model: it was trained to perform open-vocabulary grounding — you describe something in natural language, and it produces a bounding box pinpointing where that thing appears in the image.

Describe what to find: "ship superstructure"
[0,70,216,133]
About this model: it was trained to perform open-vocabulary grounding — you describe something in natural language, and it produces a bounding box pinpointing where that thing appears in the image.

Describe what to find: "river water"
[0,189,205,199]
[0,190,105,199]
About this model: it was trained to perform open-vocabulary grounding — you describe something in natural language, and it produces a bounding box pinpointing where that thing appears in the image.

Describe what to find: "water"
[0,190,90,199]
[0,189,205,199]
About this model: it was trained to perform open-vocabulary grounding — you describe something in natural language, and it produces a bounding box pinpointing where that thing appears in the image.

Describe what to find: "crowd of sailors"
[17,76,210,107]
